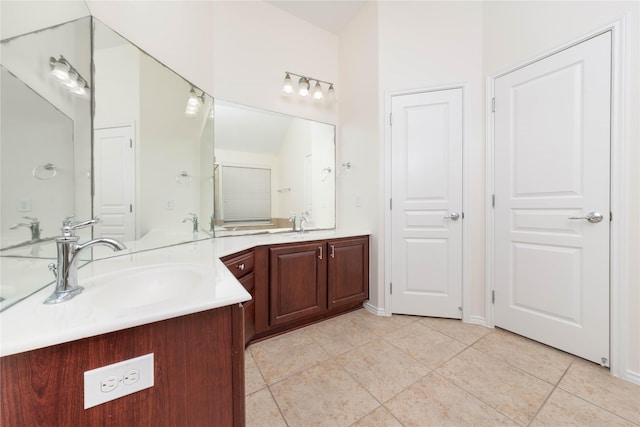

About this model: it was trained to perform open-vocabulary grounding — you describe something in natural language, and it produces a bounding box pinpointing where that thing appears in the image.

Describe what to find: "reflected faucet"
[44,218,126,304]
[299,211,311,233]
[183,213,199,233]
[288,212,297,232]
[9,216,41,240]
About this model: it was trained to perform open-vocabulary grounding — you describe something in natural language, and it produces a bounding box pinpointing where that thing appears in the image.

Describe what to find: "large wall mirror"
[0,13,214,309]
[0,6,336,311]
[213,101,335,237]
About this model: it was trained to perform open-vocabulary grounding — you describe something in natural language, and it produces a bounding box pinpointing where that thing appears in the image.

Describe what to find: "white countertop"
[0,230,369,357]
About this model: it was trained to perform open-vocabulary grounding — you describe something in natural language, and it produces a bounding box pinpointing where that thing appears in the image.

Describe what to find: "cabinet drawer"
[223,251,255,279]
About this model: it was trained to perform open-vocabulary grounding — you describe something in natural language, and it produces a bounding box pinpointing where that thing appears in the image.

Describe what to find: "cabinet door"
[327,237,369,309]
[269,242,327,326]
[240,273,256,345]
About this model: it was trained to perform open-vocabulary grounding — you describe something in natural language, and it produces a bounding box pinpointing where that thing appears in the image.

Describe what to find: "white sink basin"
[88,263,211,310]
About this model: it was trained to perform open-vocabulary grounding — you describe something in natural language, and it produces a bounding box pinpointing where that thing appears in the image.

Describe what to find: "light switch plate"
[84,353,154,409]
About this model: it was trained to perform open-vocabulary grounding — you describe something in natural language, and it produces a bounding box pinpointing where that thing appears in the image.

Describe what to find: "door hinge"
[492,290,495,304]
[458,306,462,313]
[492,194,495,208]
[389,113,392,126]
[129,204,133,213]
[130,138,133,148]
[610,212,613,221]
[390,282,393,295]
[491,98,495,112]
[390,198,392,210]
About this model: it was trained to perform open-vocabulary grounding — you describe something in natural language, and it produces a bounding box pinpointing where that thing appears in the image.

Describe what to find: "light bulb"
[298,77,310,97]
[72,83,88,96]
[282,73,294,95]
[49,58,70,81]
[63,71,80,89]
[326,84,337,103]
[312,81,324,100]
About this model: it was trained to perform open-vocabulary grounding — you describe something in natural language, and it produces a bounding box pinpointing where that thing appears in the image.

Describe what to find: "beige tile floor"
[245,309,640,426]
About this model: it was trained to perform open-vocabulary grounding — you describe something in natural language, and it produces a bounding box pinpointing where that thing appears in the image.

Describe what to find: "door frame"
[485,17,634,382]
[384,83,470,320]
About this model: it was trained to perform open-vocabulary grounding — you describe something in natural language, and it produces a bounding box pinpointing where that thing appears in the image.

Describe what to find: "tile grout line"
[554,363,640,426]
[525,360,574,426]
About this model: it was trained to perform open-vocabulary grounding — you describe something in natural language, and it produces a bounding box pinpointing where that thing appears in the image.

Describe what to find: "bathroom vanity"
[223,234,369,345]
[0,231,369,426]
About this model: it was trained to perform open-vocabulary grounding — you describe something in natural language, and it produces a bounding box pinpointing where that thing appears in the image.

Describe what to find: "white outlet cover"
[84,353,154,409]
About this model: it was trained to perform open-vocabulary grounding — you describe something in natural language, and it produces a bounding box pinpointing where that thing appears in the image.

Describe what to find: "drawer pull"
[237,263,245,271]
[330,245,335,258]
[318,246,323,260]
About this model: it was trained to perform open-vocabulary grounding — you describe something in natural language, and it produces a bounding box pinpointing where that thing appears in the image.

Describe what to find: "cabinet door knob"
[330,245,335,258]
[318,246,323,260]
[237,263,245,271]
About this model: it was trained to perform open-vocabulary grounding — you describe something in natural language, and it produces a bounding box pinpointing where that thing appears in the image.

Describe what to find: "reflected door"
[391,88,463,318]
[493,32,611,364]
[94,125,135,241]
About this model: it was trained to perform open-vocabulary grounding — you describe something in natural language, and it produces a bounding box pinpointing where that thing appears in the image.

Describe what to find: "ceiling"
[266,1,367,35]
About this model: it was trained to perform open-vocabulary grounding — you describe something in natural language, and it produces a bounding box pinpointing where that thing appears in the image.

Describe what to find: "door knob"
[443,212,460,221]
[568,212,604,223]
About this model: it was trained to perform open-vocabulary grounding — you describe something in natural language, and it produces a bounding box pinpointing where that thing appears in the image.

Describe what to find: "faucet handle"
[62,215,75,227]
[62,217,99,237]
[22,216,39,223]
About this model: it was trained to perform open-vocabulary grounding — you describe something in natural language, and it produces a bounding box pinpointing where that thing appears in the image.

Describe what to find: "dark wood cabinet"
[269,241,327,326]
[223,235,369,345]
[0,306,245,426]
[327,236,369,309]
[222,249,256,345]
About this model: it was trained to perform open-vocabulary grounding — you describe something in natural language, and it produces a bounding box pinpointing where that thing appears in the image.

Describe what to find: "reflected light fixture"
[49,55,89,97]
[185,86,205,117]
[282,71,335,103]
[282,73,294,95]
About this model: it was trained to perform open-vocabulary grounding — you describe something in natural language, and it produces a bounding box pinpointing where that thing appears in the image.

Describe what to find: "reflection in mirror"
[1,17,92,253]
[0,16,92,310]
[92,19,214,258]
[213,101,335,237]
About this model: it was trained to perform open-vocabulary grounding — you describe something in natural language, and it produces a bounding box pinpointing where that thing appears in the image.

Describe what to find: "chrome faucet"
[183,212,199,233]
[10,216,41,240]
[44,218,126,304]
[299,211,311,233]
[288,212,297,231]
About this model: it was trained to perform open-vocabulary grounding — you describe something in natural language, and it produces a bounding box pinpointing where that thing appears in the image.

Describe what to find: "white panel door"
[494,32,611,364]
[391,88,463,317]
[94,126,135,241]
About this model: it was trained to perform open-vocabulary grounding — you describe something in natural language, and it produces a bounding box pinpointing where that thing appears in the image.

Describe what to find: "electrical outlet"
[84,353,154,409]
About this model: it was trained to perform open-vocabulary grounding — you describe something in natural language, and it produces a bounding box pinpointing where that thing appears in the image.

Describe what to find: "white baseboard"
[621,369,640,385]
[363,302,387,316]
[465,315,490,328]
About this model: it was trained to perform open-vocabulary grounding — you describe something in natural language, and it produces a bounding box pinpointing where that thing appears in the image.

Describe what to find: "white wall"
[483,0,640,384]
[0,0,89,40]
[211,1,338,125]
[337,1,380,308]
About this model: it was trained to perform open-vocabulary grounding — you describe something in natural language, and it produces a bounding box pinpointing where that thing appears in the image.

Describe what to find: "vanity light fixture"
[49,55,89,97]
[282,71,335,103]
[185,86,205,117]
